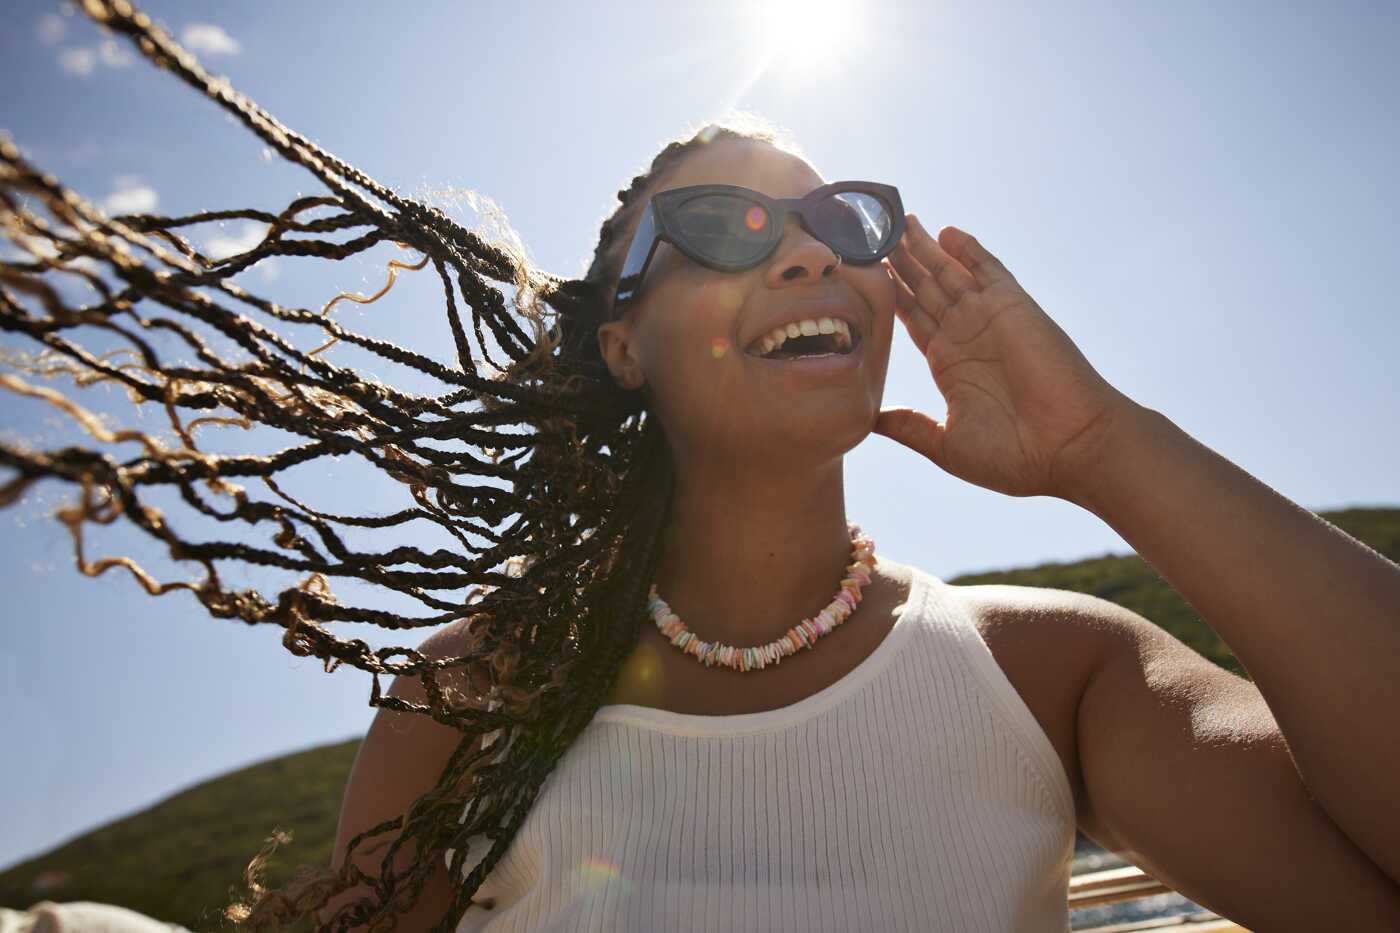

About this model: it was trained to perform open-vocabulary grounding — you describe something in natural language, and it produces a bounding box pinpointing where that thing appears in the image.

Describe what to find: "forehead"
[656,139,825,200]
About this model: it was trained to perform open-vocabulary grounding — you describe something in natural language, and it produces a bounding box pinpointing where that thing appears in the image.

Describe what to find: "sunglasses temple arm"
[615,203,662,305]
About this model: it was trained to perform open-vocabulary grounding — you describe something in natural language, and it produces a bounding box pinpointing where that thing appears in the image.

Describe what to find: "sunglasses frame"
[614,180,905,306]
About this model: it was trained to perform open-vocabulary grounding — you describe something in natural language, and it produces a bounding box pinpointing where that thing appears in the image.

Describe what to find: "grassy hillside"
[0,738,361,931]
[2,505,1395,930]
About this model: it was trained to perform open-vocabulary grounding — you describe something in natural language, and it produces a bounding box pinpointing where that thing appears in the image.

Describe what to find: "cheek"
[650,277,747,363]
[638,281,739,375]
[697,280,746,359]
[640,290,756,433]
[850,268,897,334]
[871,263,898,303]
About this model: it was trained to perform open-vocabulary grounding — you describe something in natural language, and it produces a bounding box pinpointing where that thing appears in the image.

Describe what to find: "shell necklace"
[645,522,876,672]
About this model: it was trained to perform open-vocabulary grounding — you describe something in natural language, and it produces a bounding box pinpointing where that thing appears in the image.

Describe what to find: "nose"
[763,217,840,288]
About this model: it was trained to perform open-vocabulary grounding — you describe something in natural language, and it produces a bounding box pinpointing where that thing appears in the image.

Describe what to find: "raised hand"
[875,215,1138,501]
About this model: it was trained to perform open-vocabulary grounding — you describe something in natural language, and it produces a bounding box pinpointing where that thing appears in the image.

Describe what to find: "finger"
[882,259,935,354]
[937,224,1015,289]
[872,406,948,469]
[904,214,976,303]
[892,299,937,357]
[885,258,938,355]
[889,239,948,327]
[882,257,917,314]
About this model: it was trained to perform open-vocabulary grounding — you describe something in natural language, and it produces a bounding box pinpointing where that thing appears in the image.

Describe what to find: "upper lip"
[742,301,865,356]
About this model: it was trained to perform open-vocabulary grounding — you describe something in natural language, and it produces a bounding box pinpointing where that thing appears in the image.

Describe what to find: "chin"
[753,409,873,459]
[662,389,880,463]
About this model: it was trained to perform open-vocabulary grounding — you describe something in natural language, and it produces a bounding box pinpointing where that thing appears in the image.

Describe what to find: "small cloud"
[180,23,241,56]
[56,38,131,77]
[58,47,96,77]
[102,176,159,215]
[97,37,133,68]
[205,221,268,260]
[37,14,66,45]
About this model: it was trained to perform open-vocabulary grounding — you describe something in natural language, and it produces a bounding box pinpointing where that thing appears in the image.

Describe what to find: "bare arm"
[1066,402,1400,887]
[316,620,493,931]
[1072,592,1400,927]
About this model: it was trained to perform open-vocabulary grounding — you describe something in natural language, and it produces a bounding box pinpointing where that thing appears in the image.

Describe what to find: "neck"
[650,455,862,646]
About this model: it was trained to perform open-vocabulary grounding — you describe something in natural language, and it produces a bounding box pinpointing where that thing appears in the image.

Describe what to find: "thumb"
[873,407,947,466]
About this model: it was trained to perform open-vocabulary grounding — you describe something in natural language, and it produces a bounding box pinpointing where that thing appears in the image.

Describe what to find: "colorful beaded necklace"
[645,521,876,672]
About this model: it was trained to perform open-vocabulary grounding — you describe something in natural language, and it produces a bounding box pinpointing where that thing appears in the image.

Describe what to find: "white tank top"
[448,558,1076,932]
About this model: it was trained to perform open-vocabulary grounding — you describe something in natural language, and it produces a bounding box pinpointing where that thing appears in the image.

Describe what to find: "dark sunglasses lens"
[673,194,773,265]
[814,192,894,259]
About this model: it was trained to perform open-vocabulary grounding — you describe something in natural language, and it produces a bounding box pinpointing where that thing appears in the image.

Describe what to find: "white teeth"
[752,316,858,357]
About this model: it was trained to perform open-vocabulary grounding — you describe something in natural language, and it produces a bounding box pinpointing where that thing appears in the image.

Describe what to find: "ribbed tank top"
[447,558,1077,932]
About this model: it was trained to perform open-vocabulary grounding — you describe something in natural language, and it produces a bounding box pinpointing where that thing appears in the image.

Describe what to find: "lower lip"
[743,337,863,375]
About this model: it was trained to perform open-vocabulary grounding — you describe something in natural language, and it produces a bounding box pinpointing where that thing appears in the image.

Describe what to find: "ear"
[596,316,646,391]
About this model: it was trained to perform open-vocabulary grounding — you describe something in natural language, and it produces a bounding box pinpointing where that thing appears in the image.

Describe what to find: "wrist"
[1054,394,1166,513]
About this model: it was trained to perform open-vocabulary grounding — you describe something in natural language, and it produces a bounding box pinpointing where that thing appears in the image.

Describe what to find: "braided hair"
[0,3,807,930]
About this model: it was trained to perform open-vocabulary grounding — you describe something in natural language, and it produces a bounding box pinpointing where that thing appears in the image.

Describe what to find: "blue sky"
[1,0,1396,871]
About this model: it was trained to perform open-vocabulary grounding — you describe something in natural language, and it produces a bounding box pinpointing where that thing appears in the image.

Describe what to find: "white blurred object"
[0,902,193,933]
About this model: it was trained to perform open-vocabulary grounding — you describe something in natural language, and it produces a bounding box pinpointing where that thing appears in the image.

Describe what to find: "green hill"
[0,738,361,931]
[2,505,1395,930]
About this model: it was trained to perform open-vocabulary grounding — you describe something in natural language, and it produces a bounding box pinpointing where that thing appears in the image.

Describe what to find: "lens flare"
[612,641,667,703]
[574,855,628,892]
[744,205,767,232]
[715,283,743,312]
[711,337,729,359]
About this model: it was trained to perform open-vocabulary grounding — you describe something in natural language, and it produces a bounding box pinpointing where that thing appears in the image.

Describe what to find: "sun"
[716,0,861,114]
[758,0,855,71]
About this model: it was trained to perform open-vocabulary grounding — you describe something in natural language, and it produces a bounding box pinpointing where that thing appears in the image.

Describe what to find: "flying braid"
[0,2,802,929]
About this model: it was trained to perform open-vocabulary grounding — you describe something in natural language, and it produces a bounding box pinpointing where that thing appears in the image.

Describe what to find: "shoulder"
[951,580,1180,707]
[951,581,1140,660]
[878,560,1129,664]
[387,618,493,700]
[346,618,494,828]
[353,617,492,784]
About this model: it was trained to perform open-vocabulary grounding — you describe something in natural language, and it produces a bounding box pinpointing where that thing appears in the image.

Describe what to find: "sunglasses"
[614,181,905,305]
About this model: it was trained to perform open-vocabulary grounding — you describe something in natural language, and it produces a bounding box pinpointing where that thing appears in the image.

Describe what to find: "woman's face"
[597,138,897,472]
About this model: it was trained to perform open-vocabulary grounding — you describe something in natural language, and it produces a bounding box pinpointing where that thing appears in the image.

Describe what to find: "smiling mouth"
[744,326,862,360]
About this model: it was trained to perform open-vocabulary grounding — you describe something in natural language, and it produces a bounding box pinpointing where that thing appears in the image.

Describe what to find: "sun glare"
[760,0,854,70]
[714,0,862,116]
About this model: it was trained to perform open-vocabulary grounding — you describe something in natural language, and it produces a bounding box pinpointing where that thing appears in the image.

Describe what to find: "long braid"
[0,3,804,929]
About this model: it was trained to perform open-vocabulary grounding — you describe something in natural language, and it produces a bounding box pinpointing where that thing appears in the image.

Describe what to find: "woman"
[311,123,1400,931]
[4,5,1398,932]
